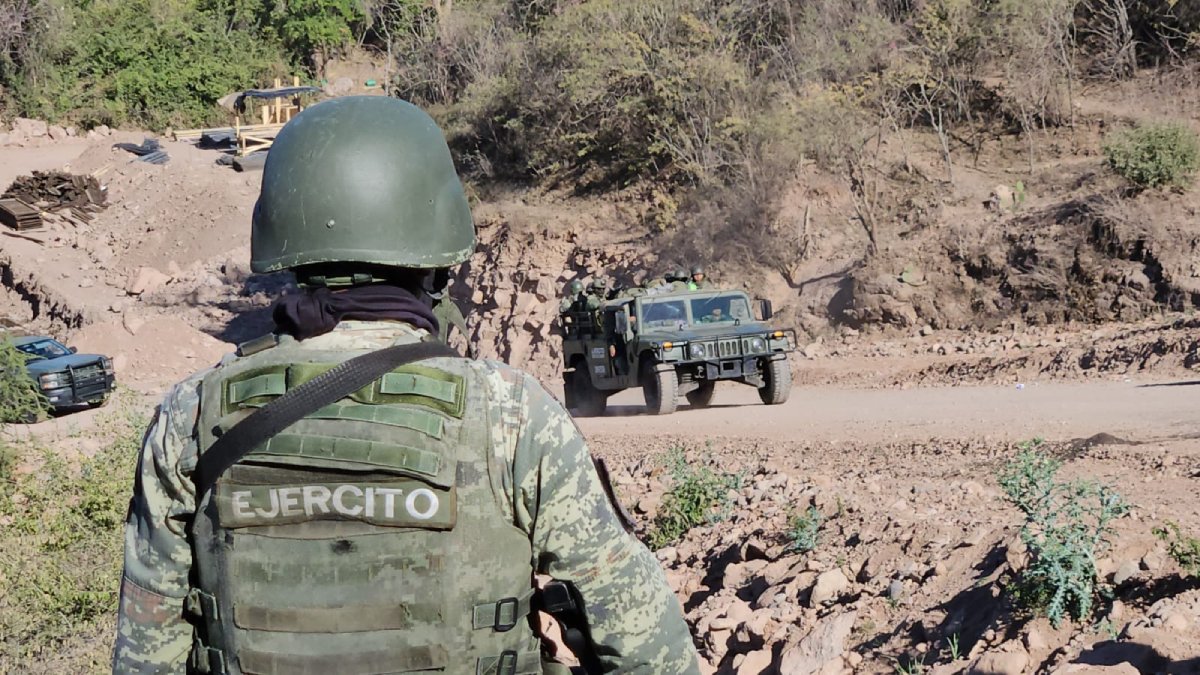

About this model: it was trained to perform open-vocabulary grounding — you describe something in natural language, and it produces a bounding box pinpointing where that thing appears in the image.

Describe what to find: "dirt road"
[576,378,1200,444]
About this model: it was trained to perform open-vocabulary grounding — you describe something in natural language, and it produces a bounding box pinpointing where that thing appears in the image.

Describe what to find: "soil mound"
[71,316,230,392]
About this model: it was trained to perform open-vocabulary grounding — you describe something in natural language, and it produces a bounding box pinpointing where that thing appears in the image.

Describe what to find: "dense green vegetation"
[1,0,1198,257]
[0,0,422,128]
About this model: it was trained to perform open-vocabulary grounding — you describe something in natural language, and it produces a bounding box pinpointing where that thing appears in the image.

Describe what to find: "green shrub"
[0,339,48,425]
[0,407,144,667]
[648,447,740,550]
[787,505,825,553]
[1153,521,1200,578]
[998,442,1129,627]
[1103,123,1200,189]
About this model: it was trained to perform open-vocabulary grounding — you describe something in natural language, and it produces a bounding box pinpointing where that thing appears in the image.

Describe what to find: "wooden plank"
[0,198,45,231]
[174,123,286,140]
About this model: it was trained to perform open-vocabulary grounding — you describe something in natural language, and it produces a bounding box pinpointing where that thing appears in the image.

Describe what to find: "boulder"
[779,611,856,675]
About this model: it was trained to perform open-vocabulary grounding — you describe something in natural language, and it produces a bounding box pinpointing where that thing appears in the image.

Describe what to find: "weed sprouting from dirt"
[893,653,926,675]
[1152,521,1200,578]
[998,441,1130,628]
[648,447,741,550]
[787,505,825,553]
[945,632,962,661]
[1103,122,1200,189]
[0,402,145,668]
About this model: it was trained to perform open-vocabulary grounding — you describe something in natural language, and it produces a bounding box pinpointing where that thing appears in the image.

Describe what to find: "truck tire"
[685,380,715,408]
[569,369,608,417]
[643,363,679,415]
[758,357,792,405]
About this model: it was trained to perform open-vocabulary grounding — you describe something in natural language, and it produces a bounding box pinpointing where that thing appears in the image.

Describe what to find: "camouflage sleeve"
[112,378,202,674]
[492,368,700,674]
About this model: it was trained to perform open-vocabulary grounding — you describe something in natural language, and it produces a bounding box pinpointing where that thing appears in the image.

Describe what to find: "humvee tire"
[685,380,715,408]
[567,367,607,417]
[643,362,678,415]
[758,357,791,405]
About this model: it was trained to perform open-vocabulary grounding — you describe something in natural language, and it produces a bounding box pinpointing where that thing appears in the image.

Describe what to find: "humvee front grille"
[717,339,740,357]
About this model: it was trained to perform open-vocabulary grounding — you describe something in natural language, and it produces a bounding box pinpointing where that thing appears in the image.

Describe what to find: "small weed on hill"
[787,505,825,553]
[998,441,1129,627]
[1153,521,1200,578]
[648,447,741,550]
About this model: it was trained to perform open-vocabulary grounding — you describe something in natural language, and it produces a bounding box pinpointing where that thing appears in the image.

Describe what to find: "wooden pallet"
[0,199,43,231]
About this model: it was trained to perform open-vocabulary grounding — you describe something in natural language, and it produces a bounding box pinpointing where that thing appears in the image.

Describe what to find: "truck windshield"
[690,294,753,324]
[16,339,70,360]
[640,299,688,327]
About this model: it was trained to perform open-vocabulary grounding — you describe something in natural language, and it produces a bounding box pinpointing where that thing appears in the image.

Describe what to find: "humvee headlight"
[749,337,767,353]
[662,341,674,350]
[773,331,785,338]
[690,343,707,359]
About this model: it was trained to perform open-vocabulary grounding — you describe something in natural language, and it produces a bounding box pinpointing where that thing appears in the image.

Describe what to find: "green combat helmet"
[689,265,708,290]
[669,268,690,291]
[251,96,475,283]
[586,278,608,309]
[560,279,585,313]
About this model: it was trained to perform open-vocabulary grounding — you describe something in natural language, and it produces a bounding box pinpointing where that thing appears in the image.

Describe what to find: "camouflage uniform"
[113,321,700,674]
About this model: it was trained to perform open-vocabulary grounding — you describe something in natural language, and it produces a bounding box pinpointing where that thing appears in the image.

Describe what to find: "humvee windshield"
[690,294,752,324]
[639,293,754,327]
[641,299,688,327]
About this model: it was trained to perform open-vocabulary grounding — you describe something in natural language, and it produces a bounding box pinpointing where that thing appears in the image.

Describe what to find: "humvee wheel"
[569,369,608,417]
[642,362,679,415]
[685,380,715,408]
[758,357,792,405]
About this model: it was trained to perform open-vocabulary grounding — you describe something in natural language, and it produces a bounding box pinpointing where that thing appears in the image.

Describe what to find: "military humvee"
[560,287,795,416]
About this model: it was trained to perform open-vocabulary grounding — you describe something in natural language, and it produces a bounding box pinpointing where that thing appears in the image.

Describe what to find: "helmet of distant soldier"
[568,280,585,295]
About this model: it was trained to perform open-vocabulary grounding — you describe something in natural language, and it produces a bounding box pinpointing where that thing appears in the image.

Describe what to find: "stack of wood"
[1,171,107,224]
[0,198,43,231]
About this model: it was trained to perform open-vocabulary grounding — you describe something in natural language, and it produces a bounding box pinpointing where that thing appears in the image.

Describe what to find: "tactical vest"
[186,339,540,675]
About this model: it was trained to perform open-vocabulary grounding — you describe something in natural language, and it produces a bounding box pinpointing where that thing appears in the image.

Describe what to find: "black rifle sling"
[193,340,457,500]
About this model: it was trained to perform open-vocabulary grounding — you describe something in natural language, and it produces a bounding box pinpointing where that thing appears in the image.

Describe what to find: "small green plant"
[1103,122,1200,189]
[893,654,925,675]
[0,338,49,424]
[787,505,825,553]
[647,447,740,550]
[1153,521,1200,577]
[998,442,1130,628]
[946,633,962,661]
[1012,181,1027,211]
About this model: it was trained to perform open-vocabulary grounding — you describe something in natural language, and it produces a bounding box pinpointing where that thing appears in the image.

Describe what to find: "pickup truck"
[15,335,115,410]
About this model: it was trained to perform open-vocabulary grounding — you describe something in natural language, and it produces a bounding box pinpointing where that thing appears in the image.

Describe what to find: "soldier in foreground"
[112,96,700,675]
[688,266,711,291]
